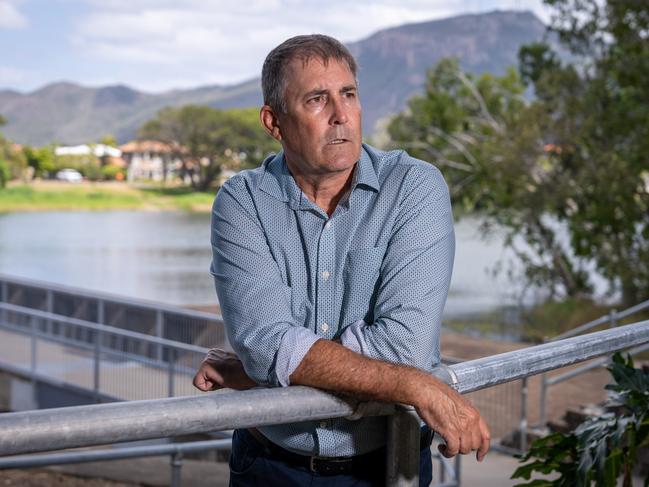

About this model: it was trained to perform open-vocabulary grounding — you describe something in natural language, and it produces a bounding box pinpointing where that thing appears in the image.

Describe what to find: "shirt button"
[320,421,327,428]
[322,270,330,281]
[321,322,329,332]
[325,221,332,229]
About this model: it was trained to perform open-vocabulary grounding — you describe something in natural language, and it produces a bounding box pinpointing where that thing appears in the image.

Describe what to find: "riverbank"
[0,181,216,212]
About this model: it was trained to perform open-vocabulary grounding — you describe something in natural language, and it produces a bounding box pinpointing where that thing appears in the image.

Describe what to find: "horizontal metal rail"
[551,297,649,341]
[0,273,223,322]
[0,439,232,469]
[545,340,649,386]
[0,320,647,457]
[0,302,208,355]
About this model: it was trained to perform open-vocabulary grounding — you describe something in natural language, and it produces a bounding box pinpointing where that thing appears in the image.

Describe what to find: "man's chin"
[323,143,361,165]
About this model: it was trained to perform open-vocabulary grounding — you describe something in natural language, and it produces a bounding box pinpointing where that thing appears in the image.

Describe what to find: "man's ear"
[260,105,282,141]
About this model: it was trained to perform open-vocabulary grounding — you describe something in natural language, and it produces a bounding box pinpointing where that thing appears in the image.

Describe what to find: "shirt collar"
[259,144,380,209]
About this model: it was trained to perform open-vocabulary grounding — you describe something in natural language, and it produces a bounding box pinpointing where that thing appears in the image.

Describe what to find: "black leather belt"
[246,427,433,475]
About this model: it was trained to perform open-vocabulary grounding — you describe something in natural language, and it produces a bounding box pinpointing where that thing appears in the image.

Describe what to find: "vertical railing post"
[0,280,7,326]
[454,453,461,486]
[538,374,548,429]
[168,347,175,398]
[156,310,164,363]
[93,328,102,403]
[94,299,105,403]
[30,314,37,378]
[45,289,53,336]
[609,309,618,329]
[170,450,183,487]
[519,377,528,453]
[386,406,420,487]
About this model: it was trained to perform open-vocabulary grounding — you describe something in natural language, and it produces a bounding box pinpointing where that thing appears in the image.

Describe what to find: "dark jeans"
[229,428,433,487]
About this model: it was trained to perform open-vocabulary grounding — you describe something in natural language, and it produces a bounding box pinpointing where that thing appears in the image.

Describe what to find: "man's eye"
[308,95,324,104]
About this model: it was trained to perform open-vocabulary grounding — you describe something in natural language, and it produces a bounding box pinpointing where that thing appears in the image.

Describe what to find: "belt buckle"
[309,456,352,475]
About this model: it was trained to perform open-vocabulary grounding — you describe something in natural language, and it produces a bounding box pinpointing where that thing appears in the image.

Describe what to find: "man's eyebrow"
[303,88,328,99]
[303,85,357,99]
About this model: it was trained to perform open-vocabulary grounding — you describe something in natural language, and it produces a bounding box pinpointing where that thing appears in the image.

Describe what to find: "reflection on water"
[0,211,519,316]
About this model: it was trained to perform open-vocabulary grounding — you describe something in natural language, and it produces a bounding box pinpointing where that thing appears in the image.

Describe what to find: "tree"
[521,0,649,306]
[24,146,56,178]
[0,114,27,186]
[387,0,649,306]
[387,59,593,301]
[140,106,279,191]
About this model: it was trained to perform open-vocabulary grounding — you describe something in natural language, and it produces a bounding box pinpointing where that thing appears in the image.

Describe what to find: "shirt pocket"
[342,245,386,324]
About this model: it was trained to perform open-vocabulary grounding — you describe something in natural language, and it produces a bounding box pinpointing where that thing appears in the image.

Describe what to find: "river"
[0,211,521,318]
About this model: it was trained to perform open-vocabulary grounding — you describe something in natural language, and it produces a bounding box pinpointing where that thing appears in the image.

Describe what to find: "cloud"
[66,0,550,91]
[0,0,27,28]
[0,65,33,89]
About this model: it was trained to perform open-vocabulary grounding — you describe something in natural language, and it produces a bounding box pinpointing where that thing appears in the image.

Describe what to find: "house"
[119,140,184,183]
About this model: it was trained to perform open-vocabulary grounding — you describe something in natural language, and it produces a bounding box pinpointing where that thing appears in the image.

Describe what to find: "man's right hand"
[192,350,256,391]
[412,378,490,462]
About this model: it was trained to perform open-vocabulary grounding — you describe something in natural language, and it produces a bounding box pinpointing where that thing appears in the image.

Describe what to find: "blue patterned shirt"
[210,143,454,456]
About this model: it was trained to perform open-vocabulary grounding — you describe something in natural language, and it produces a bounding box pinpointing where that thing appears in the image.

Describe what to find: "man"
[193,34,490,486]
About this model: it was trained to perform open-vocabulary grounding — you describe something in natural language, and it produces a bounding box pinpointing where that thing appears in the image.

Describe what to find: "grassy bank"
[0,182,216,212]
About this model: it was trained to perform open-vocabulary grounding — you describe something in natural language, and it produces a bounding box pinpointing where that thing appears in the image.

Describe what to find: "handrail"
[0,302,208,354]
[550,297,649,341]
[0,273,223,322]
[1,320,647,457]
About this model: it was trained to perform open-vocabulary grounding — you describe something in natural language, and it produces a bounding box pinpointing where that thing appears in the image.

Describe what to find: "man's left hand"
[192,349,256,391]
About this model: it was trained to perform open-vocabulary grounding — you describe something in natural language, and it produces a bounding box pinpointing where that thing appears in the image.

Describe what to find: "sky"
[0,0,551,94]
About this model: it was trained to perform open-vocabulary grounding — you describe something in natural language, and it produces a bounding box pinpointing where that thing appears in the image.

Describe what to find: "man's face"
[275,57,362,177]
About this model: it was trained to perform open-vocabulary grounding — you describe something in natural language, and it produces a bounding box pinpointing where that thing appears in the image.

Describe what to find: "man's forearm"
[290,338,490,460]
[290,339,441,409]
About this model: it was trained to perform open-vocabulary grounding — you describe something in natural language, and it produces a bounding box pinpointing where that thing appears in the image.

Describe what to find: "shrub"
[512,353,649,486]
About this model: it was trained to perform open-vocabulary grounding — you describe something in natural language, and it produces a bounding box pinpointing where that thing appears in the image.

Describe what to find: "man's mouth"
[328,139,347,145]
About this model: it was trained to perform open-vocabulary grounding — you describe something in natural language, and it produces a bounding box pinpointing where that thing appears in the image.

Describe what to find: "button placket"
[316,219,335,338]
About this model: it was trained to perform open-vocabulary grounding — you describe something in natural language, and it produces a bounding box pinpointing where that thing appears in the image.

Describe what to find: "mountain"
[0,10,547,146]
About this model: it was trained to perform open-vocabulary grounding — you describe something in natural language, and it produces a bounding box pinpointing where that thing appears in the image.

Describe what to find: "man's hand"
[192,349,256,391]
[413,380,490,462]
[290,339,490,461]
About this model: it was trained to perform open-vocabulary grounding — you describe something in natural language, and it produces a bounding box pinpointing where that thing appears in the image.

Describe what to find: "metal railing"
[0,301,207,401]
[0,273,228,351]
[1,320,648,486]
[536,297,649,427]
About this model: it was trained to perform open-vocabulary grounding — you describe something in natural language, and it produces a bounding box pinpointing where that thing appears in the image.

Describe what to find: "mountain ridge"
[0,10,548,146]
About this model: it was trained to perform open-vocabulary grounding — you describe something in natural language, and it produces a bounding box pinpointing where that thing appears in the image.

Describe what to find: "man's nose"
[329,96,349,125]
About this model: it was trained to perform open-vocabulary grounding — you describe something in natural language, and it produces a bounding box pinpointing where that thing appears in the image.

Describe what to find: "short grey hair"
[261,34,358,113]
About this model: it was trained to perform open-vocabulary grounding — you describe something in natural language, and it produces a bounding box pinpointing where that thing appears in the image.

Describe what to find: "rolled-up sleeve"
[339,164,454,371]
[210,177,319,387]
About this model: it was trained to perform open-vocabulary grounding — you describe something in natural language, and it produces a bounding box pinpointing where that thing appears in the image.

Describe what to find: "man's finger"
[439,434,459,458]
[458,433,472,455]
[477,419,491,462]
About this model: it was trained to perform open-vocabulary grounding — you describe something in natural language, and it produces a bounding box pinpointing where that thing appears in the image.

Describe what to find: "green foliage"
[527,0,649,307]
[0,158,10,188]
[98,134,118,147]
[140,105,279,191]
[512,353,649,486]
[387,58,592,301]
[100,164,125,181]
[386,0,649,306]
[24,146,56,177]
[0,135,26,182]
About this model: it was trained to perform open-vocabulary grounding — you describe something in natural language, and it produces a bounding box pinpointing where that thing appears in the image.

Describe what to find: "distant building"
[55,144,122,158]
[119,140,184,183]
